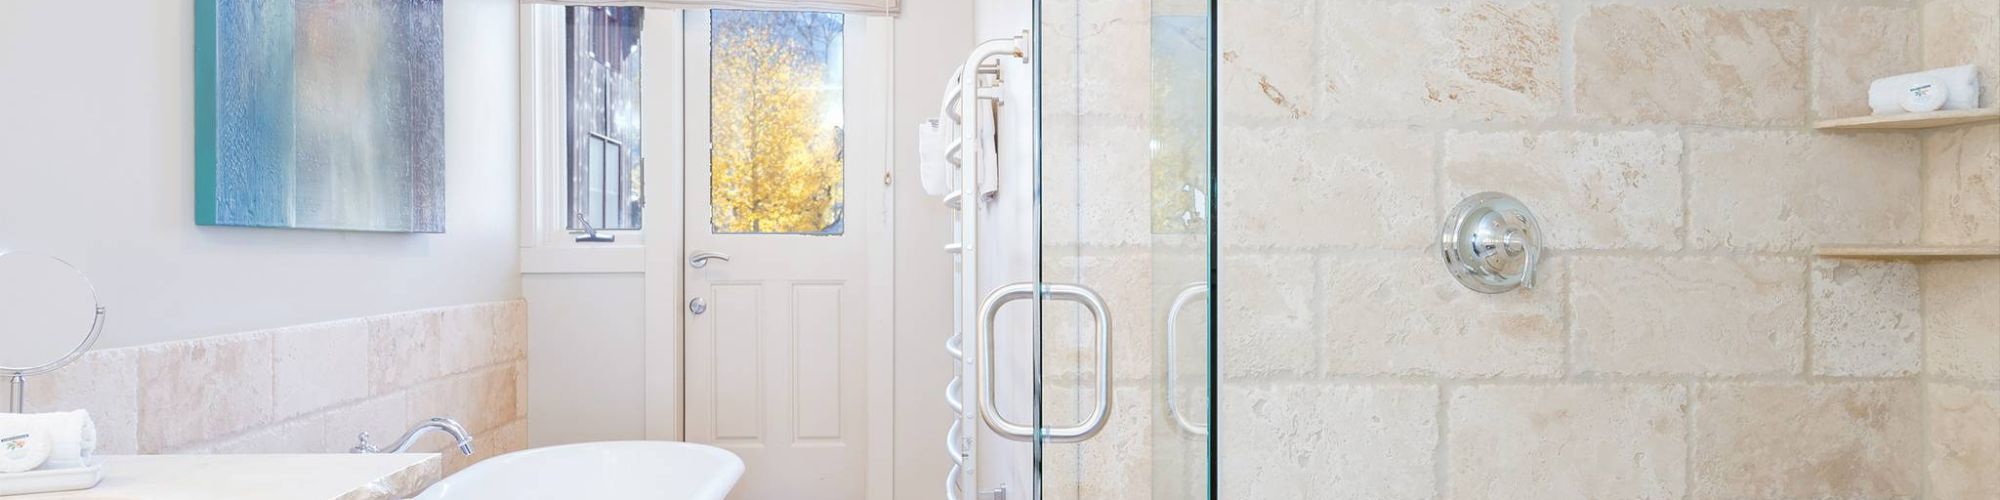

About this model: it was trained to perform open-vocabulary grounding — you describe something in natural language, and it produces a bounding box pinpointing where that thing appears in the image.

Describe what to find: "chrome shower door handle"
[688,251,731,269]
[1165,282,1210,436]
[976,282,1114,443]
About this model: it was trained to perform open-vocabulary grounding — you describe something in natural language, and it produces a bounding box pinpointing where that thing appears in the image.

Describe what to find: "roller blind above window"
[520,0,896,16]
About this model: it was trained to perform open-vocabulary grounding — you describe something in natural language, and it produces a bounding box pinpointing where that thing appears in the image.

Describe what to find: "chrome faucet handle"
[349,432,380,454]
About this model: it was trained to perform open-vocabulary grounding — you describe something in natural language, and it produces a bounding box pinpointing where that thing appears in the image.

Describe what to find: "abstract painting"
[194,0,446,233]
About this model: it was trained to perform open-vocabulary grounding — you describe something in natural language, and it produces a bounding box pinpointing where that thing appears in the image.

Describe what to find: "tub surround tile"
[17,301,525,475]
[1687,131,1921,252]
[1322,255,1566,379]
[1220,126,1435,249]
[1571,256,1807,377]
[1929,383,2000,500]
[1448,384,1688,500]
[1221,383,1438,500]
[1923,260,2000,382]
[137,332,276,453]
[1922,123,2000,245]
[1576,4,1809,126]
[22,348,140,454]
[1810,259,1922,377]
[1693,381,1923,499]
[368,310,444,393]
[1813,5,1921,120]
[275,319,370,420]
[1443,131,1684,251]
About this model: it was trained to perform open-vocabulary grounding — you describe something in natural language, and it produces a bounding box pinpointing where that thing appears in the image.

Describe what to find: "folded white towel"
[1870,65,1981,115]
[974,100,1000,199]
[917,118,956,198]
[0,411,95,470]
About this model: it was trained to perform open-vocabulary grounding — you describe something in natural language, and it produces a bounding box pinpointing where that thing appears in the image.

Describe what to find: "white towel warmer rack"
[940,34,1026,500]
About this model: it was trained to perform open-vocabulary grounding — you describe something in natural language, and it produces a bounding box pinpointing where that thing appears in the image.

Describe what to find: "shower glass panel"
[1033,0,1213,498]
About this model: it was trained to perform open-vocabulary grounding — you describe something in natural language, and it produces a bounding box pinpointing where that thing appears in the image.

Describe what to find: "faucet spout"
[351,417,475,456]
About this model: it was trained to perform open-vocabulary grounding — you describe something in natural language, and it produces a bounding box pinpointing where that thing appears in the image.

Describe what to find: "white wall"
[0,0,522,349]
[890,1,975,499]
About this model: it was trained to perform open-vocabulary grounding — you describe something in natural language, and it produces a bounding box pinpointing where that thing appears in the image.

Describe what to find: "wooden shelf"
[1814,108,2000,130]
[1814,244,2000,259]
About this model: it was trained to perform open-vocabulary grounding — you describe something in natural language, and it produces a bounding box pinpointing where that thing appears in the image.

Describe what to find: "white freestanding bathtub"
[411,441,744,500]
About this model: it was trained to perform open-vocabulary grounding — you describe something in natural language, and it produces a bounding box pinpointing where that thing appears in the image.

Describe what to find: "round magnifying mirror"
[0,251,105,377]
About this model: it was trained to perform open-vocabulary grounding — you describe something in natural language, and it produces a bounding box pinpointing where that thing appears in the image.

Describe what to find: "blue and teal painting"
[195,0,446,233]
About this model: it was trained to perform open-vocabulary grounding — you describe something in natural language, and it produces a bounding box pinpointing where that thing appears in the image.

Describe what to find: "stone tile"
[1045,251,1155,383]
[1923,260,2000,382]
[1043,384,1154,500]
[1220,0,1315,121]
[368,310,443,394]
[1448,384,1688,500]
[1813,5,1920,119]
[1687,131,1920,252]
[1922,123,2000,245]
[1693,382,1923,499]
[1218,252,1315,379]
[1442,131,1684,251]
[1572,256,1807,376]
[1074,0,1151,119]
[1318,0,1561,125]
[1322,254,1565,379]
[1929,383,2000,500]
[1923,0,2000,109]
[513,359,528,420]
[320,393,411,454]
[497,301,527,363]
[446,419,527,475]
[1576,4,1809,125]
[274,319,369,419]
[408,365,519,437]
[1809,259,1922,377]
[441,303,510,376]
[208,413,327,454]
[1040,122,1154,248]
[1220,383,1437,500]
[1219,126,1434,249]
[22,348,140,454]
[137,332,276,453]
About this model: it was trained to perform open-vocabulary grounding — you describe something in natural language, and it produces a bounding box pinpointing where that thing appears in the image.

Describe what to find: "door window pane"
[567,6,644,231]
[710,10,845,235]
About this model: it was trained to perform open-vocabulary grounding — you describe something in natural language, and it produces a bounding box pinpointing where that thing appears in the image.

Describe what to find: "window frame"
[521,4,685,269]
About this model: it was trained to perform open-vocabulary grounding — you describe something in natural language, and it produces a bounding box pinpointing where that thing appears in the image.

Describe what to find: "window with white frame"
[566,6,645,232]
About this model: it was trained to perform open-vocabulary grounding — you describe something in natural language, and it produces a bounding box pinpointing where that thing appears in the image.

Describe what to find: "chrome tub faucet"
[351,417,475,456]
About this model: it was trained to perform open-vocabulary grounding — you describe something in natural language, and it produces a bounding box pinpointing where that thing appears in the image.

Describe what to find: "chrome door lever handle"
[689,251,731,268]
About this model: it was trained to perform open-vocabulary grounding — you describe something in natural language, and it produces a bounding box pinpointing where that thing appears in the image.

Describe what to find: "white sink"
[411,441,743,500]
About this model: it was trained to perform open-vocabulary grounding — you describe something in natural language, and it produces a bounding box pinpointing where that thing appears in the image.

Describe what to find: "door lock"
[688,297,707,315]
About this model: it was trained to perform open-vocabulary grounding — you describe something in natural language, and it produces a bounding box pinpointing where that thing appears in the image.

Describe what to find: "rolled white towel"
[0,411,95,470]
[1870,65,1982,115]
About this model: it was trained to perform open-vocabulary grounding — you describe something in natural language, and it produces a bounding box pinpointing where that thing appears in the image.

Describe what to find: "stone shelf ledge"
[1813,108,2000,130]
[1814,244,2000,259]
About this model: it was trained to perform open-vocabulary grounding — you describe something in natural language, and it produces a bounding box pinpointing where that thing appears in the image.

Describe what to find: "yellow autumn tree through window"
[710,10,845,234]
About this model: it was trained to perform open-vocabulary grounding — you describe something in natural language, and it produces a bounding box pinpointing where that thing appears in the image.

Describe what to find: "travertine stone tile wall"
[1210,0,1998,498]
[18,301,528,478]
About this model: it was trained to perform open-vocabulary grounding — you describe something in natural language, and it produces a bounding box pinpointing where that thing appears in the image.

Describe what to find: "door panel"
[1030,0,1216,498]
[680,9,880,499]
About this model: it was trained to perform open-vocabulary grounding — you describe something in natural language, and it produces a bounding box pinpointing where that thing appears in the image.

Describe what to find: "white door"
[679,10,886,499]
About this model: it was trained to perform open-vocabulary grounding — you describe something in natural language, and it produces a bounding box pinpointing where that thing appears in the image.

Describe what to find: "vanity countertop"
[5,453,441,500]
